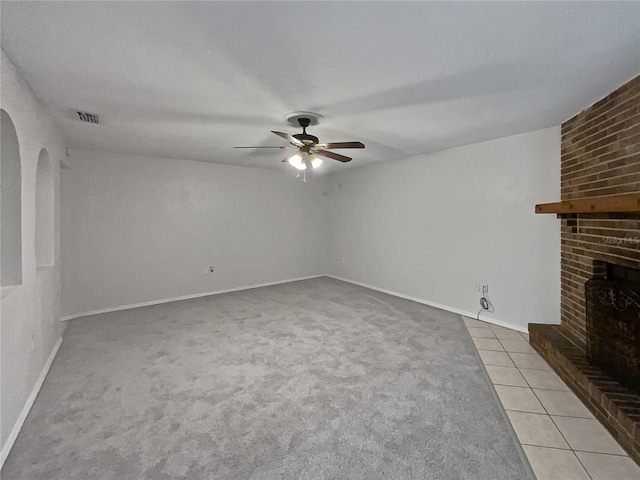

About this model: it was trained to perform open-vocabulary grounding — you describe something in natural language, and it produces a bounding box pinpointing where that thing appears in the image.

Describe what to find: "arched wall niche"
[1,109,23,287]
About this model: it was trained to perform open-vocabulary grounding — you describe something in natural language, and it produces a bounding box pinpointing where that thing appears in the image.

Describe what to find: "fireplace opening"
[607,263,640,286]
[586,263,640,393]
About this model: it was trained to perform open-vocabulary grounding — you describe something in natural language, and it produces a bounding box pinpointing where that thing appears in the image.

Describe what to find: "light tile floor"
[462,316,640,480]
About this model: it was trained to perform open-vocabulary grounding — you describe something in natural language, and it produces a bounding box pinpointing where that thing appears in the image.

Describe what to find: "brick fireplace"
[530,74,640,463]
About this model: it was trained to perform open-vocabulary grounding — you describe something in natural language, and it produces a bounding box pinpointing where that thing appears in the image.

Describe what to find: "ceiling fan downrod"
[293,117,319,146]
[298,117,310,134]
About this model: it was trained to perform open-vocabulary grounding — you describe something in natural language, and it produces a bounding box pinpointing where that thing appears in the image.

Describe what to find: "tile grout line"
[517,348,630,460]
[520,445,594,480]
[513,333,623,457]
[546,412,595,480]
[503,406,547,415]
[519,440,571,451]
[527,377,581,459]
[536,412,592,418]
[511,330,630,479]
[529,387,551,416]
[505,351,552,371]
[548,413,613,459]
[462,316,637,480]
[577,457,595,480]
[572,449,630,458]
[500,345,592,476]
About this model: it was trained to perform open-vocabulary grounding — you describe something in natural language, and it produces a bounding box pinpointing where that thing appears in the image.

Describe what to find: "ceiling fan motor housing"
[293,117,319,145]
[293,133,319,145]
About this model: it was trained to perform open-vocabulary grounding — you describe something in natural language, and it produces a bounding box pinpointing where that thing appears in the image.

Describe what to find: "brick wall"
[559,75,640,343]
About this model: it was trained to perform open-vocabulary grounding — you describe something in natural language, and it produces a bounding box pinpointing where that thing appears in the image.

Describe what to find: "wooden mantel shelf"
[535,193,640,214]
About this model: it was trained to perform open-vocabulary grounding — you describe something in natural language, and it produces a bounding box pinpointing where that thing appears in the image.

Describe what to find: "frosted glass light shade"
[288,153,306,170]
[309,154,323,169]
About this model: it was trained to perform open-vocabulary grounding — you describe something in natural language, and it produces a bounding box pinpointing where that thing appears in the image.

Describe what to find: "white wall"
[35,149,55,267]
[0,50,66,460]
[326,127,561,331]
[61,149,328,317]
[61,129,561,331]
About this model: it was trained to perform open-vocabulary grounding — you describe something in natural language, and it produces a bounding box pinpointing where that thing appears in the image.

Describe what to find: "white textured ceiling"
[2,1,639,173]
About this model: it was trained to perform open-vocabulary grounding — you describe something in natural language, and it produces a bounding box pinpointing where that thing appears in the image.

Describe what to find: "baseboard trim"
[326,275,528,333]
[61,275,325,322]
[1,336,63,468]
[62,273,530,333]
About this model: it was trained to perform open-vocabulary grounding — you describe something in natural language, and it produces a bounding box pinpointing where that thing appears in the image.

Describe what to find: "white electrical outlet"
[208,266,215,274]
[474,283,481,292]
[482,284,489,294]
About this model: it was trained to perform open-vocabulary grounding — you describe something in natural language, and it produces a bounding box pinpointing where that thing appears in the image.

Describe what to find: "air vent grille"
[76,111,100,124]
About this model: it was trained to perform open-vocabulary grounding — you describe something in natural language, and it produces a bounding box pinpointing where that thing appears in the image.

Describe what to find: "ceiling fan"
[234,115,364,170]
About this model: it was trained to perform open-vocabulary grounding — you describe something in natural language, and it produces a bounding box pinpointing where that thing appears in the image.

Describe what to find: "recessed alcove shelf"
[535,193,640,215]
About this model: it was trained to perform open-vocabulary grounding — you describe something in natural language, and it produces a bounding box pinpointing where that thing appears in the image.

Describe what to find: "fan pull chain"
[303,170,306,183]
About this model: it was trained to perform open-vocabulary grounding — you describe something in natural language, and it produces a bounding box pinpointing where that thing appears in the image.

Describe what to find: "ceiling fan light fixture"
[236,113,362,170]
[288,153,306,170]
[309,154,323,169]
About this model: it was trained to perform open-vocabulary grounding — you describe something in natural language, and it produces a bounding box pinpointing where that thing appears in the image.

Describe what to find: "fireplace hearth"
[586,264,640,393]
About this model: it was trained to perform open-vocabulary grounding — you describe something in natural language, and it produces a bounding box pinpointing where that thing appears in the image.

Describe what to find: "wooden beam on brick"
[535,193,640,214]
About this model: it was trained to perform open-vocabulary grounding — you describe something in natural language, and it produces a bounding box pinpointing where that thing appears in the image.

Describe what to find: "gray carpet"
[3,277,531,479]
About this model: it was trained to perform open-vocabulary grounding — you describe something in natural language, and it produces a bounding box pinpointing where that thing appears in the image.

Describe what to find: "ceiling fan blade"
[271,131,304,147]
[315,150,352,163]
[233,146,294,149]
[318,142,365,149]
